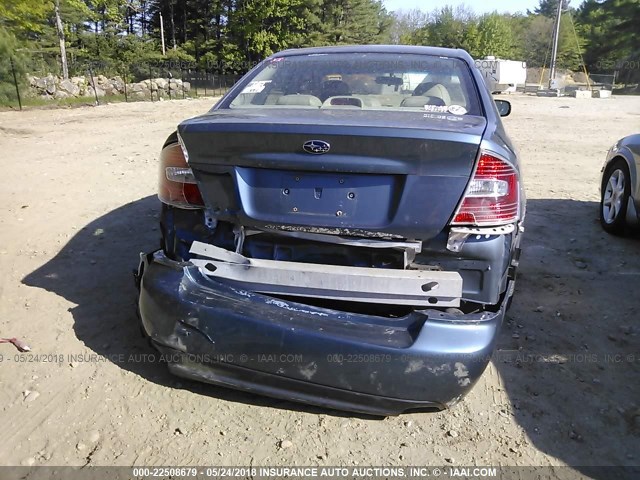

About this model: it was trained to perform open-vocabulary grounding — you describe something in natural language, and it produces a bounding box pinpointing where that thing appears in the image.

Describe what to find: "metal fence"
[0,52,243,110]
[589,73,616,91]
[182,71,243,96]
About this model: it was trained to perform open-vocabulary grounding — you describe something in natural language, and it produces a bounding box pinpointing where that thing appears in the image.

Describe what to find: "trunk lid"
[178,109,486,240]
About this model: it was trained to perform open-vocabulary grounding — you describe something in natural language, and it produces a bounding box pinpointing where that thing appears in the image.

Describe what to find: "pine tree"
[532,0,571,18]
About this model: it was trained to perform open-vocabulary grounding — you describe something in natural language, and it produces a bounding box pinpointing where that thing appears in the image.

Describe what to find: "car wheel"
[600,160,631,235]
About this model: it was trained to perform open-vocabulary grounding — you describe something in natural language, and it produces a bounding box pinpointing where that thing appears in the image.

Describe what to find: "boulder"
[154,78,168,89]
[53,90,69,100]
[71,76,86,86]
[130,82,148,93]
[102,84,117,96]
[35,75,56,95]
[182,81,191,92]
[87,86,106,98]
[58,79,80,96]
[111,76,125,93]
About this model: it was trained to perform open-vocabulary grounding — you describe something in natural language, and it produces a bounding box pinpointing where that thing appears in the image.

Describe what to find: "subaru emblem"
[303,140,330,155]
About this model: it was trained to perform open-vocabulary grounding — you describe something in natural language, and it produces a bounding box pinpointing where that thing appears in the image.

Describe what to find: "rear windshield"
[223,52,481,116]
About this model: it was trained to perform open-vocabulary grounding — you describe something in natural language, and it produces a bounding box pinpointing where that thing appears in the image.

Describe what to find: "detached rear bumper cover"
[137,250,508,415]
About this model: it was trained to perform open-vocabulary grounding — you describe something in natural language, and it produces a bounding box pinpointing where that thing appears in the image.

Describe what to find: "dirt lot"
[0,95,639,475]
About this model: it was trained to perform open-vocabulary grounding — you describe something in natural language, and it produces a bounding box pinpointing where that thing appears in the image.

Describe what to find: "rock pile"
[525,68,593,86]
[27,74,191,100]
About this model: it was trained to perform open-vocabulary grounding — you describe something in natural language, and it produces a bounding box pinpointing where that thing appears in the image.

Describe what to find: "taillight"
[158,142,204,208]
[451,151,519,226]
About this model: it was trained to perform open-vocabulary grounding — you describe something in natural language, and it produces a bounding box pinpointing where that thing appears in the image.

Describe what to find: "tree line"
[393,0,638,80]
[0,0,638,90]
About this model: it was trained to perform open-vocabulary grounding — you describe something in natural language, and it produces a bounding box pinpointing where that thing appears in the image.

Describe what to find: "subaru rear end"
[135,46,524,415]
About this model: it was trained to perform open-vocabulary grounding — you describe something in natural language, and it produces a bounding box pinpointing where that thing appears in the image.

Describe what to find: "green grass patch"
[0,89,226,111]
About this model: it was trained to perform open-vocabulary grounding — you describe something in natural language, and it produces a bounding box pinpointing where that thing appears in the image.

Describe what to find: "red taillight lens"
[158,143,204,208]
[451,152,519,226]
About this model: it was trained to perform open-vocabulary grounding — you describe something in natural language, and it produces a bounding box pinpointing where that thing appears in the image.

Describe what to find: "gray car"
[136,45,525,415]
[600,134,640,234]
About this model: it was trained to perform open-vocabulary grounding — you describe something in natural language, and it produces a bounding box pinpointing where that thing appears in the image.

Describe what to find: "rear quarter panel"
[464,52,524,220]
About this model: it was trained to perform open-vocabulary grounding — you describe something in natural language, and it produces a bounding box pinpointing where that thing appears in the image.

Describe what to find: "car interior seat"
[412,82,452,106]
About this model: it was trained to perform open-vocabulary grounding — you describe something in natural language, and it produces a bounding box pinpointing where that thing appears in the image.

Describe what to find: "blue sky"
[383,0,541,14]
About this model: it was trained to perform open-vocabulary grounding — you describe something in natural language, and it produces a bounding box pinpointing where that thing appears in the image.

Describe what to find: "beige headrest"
[276,95,322,107]
[421,83,451,105]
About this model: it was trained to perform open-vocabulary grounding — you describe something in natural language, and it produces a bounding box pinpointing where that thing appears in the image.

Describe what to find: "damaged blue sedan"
[136,45,525,415]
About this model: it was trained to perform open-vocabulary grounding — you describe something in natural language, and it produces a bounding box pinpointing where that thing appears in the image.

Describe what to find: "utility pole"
[160,13,166,55]
[548,0,563,89]
[54,0,69,79]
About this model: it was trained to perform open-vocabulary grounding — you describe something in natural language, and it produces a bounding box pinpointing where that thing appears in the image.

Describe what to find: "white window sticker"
[241,80,271,94]
[423,113,447,120]
[448,105,468,115]
[424,105,448,113]
[423,113,463,122]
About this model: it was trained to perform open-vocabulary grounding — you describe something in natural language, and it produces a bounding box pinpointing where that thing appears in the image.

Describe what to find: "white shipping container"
[475,57,527,94]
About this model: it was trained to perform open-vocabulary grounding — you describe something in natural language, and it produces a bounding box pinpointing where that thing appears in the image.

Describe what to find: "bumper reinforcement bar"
[189,241,463,307]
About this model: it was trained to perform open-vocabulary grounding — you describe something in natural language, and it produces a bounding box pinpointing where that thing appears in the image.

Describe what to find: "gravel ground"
[0,95,639,476]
